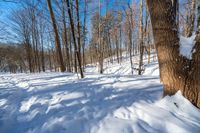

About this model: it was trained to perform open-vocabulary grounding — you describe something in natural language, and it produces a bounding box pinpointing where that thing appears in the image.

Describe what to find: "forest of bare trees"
[0,0,153,76]
[0,0,200,107]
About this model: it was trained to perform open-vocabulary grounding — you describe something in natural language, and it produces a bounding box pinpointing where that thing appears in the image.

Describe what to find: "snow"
[92,91,200,133]
[85,52,158,76]
[0,53,200,133]
[179,35,196,59]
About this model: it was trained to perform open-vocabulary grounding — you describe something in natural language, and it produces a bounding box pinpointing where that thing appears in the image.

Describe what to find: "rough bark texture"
[147,0,200,108]
[185,0,195,37]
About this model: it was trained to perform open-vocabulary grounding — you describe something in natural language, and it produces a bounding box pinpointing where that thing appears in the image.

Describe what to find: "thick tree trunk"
[47,0,66,72]
[147,0,200,108]
[186,0,200,107]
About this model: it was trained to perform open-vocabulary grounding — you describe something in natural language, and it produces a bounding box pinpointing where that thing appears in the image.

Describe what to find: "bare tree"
[47,0,66,72]
[61,4,71,72]
[65,0,84,78]
[138,0,144,75]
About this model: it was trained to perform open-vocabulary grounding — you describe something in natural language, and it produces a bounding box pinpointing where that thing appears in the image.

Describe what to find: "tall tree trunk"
[62,6,71,72]
[82,0,87,70]
[98,0,104,74]
[47,0,66,72]
[187,0,200,107]
[145,8,151,64]
[138,0,144,75]
[147,0,200,108]
[68,29,73,72]
[41,39,45,72]
[48,47,52,72]
[127,4,134,75]
[40,21,45,72]
[76,0,83,74]
[119,20,123,63]
[66,0,84,78]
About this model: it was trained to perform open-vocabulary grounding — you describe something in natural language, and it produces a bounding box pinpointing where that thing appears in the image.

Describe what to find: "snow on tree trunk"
[147,0,200,108]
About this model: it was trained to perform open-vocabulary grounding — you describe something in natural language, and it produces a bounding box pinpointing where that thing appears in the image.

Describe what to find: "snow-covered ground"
[0,53,200,133]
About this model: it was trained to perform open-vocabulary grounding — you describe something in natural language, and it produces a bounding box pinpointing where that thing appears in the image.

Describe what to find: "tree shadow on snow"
[0,74,163,133]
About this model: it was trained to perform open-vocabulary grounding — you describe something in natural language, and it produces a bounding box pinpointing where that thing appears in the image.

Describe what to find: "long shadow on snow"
[0,75,163,133]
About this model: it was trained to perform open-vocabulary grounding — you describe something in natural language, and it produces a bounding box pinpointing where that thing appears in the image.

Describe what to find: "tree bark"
[138,0,144,75]
[126,4,134,75]
[185,0,195,37]
[66,0,84,78]
[47,0,66,72]
[147,0,200,108]
[62,6,71,72]
[82,0,87,70]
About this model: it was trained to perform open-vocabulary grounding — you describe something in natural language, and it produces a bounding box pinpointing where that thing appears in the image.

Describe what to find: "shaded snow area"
[0,54,200,133]
[179,35,196,59]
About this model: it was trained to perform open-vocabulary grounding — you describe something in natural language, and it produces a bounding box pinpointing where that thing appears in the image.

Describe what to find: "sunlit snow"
[179,35,196,59]
[0,53,200,133]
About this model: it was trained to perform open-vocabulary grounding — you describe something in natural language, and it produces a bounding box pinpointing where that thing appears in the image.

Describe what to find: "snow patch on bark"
[179,35,196,59]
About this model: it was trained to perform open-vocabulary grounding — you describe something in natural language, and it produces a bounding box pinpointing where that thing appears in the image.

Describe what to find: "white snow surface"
[179,35,196,59]
[0,54,200,133]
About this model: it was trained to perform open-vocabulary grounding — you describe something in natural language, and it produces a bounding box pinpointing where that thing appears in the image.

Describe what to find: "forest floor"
[0,54,200,133]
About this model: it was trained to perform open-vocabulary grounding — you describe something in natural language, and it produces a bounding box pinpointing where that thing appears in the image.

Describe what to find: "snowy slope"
[85,52,159,76]
[0,53,200,133]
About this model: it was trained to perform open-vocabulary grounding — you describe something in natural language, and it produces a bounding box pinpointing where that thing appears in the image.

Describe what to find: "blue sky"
[0,1,19,20]
[0,0,132,43]
[0,0,135,41]
[0,1,19,42]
